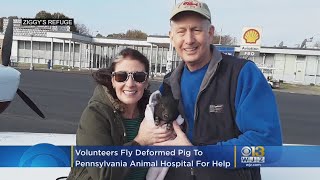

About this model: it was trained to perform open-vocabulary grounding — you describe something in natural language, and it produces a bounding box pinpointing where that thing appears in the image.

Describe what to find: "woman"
[67,48,172,180]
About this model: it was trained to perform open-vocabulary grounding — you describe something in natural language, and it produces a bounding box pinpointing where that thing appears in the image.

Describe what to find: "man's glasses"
[112,71,148,83]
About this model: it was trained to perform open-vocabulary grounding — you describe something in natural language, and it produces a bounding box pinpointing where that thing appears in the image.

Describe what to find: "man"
[0,65,21,113]
[156,0,282,179]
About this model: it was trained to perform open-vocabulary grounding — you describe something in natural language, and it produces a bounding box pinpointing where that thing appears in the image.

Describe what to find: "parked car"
[267,76,280,89]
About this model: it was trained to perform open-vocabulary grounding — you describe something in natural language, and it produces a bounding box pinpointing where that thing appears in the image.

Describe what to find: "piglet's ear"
[162,83,175,98]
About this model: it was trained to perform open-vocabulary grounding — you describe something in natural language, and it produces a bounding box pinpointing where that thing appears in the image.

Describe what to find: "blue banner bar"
[1,145,320,168]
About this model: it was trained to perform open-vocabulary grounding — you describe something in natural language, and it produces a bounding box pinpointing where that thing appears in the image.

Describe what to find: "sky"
[1,0,320,47]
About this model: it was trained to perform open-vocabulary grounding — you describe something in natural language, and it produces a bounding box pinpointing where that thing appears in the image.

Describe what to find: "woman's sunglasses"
[112,71,148,83]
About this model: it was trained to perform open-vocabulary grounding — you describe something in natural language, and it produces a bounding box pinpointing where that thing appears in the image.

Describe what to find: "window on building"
[25,41,31,49]
[40,42,46,50]
[74,44,80,53]
[18,41,25,49]
[46,42,51,51]
[32,41,40,50]
[64,44,69,52]
[297,55,306,61]
[53,42,60,51]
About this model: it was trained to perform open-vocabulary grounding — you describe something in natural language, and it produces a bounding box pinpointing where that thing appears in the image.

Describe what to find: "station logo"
[241,146,265,164]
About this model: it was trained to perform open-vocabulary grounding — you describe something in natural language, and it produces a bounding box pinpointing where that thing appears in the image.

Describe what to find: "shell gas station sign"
[240,27,262,57]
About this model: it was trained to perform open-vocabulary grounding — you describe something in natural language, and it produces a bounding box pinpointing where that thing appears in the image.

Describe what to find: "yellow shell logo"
[243,29,260,44]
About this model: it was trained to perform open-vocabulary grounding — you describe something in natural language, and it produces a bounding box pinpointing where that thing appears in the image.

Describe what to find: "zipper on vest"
[193,88,205,138]
[193,62,220,137]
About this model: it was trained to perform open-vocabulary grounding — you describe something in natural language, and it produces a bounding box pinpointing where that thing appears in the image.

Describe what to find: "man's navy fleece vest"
[192,54,244,145]
[164,54,261,180]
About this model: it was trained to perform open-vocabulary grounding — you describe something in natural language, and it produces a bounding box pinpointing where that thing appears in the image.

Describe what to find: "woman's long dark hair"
[92,48,151,113]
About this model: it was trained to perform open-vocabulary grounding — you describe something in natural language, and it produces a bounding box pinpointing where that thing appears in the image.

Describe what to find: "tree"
[213,34,236,45]
[52,12,67,19]
[75,23,90,35]
[107,29,148,40]
[314,41,320,48]
[107,33,126,39]
[125,29,147,39]
[96,33,104,38]
[35,11,52,19]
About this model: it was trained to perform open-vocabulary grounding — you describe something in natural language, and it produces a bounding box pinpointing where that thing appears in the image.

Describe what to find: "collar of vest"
[166,45,222,100]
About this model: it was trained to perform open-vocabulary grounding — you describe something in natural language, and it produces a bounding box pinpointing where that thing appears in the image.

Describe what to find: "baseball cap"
[170,0,211,21]
[0,65,21,102]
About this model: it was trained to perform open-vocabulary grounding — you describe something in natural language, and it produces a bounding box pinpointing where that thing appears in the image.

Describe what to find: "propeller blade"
[16,88,45,119]
[1,17,14,66]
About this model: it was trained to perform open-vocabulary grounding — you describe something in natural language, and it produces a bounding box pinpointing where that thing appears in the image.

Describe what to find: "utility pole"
[30,34,34,70]
[219,28,222,45]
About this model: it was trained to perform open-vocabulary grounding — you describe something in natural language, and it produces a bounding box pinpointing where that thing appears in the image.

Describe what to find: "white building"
[1,18,319,85]
[148,36,320,85]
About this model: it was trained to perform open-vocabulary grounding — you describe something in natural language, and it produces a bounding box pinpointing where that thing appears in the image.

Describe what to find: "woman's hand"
[134,117,174,145]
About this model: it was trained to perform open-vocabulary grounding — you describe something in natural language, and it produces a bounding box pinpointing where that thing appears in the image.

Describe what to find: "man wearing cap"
[0,65,20,113]
[156,0,282,179]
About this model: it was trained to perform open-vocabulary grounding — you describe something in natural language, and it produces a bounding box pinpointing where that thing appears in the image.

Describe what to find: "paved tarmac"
[273,83,320,96]
[0,69,320,145]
